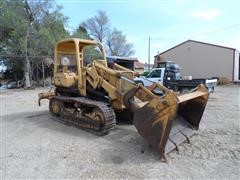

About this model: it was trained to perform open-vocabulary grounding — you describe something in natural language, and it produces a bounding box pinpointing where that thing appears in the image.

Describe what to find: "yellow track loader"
[38,38,209,160]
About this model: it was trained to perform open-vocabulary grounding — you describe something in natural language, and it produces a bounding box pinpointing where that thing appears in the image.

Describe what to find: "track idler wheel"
[85,107,105,129]
[49,98,64,116]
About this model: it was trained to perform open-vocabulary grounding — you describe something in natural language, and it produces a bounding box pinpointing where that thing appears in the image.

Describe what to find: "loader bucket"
[124,84,209,160]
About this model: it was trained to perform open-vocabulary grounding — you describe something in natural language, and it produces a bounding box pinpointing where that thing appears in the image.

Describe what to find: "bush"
[218,77,231,85]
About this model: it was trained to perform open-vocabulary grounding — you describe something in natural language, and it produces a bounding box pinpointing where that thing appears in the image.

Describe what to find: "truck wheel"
[180,88,189,94]
[134,80,144,86]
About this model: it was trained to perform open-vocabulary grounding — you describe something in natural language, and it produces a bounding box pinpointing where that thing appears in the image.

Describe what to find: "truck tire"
[134,80,144,86]
[180,88,190,94]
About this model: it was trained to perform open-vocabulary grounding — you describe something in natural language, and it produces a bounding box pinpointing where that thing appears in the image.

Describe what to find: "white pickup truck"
[134,62,218,93]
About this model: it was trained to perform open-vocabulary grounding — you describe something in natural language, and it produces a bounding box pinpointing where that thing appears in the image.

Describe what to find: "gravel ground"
[1,85,239,179]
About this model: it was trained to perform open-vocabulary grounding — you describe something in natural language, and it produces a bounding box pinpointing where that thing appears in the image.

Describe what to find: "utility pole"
[148,36,151,71]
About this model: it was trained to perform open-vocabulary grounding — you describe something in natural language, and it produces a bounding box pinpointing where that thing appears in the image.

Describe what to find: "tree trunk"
[24,24,31,88]
[24,56,31,88]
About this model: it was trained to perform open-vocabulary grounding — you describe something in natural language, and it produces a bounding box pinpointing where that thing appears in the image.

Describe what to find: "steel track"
[50,96,116,135]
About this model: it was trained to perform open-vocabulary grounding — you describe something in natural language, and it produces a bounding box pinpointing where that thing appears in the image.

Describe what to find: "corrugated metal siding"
[159,41,234,80]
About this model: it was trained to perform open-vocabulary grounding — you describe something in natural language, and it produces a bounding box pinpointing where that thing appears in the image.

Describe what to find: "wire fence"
[0,55,53,87]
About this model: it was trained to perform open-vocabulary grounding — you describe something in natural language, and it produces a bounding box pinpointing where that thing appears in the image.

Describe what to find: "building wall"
[233,50,240,81]
[135,68,144,74]
[158,41,234,80]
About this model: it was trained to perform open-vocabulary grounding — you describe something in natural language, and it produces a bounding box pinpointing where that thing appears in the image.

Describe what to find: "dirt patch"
[1,85,240,179]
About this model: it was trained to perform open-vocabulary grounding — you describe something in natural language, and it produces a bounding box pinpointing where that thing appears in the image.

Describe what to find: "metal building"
[154,40,240,82]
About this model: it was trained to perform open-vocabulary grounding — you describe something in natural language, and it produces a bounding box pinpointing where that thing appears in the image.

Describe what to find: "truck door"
[146,69,163,84]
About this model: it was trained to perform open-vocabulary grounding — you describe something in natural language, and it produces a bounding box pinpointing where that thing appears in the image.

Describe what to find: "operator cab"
[53,38,105,88]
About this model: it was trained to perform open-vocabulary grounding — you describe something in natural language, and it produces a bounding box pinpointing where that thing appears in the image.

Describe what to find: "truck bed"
[164,78,217,93]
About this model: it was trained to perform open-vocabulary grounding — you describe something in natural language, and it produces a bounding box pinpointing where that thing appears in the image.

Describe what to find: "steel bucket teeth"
[125,84,209,160]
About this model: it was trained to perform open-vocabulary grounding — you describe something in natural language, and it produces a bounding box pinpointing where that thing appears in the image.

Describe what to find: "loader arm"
[85,60,209,160]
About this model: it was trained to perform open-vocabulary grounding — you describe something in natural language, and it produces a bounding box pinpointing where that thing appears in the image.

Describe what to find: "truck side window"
[147,70,161,78]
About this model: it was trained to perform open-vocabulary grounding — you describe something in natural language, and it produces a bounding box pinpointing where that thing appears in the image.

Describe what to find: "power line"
[191,24,239,36]
[151,24,240,41]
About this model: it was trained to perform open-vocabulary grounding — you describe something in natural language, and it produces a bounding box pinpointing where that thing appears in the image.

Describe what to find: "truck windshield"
[147,69,161,78]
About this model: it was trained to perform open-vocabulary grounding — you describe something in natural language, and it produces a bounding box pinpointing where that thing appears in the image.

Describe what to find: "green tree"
[106,28,135,57]
[30,6,69,56]
[72,26,91,40]
[0,0,69,86]
[0,0,32,86]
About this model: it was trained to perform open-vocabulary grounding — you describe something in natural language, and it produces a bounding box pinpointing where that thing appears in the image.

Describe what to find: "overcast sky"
[56,0,240,63]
